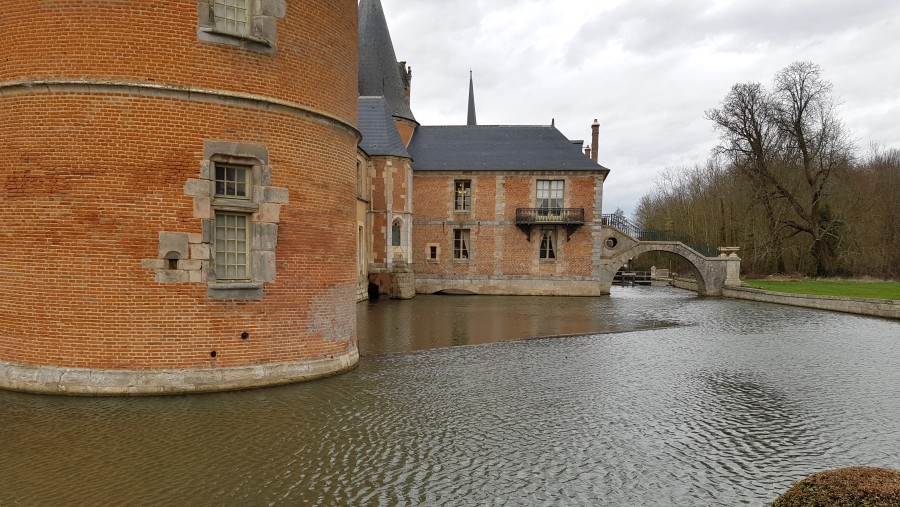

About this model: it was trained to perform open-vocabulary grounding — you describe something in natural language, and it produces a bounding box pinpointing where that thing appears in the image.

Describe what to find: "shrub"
[773,467,900,506]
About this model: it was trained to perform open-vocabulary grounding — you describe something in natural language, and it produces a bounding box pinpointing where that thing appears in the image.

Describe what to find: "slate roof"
[358,0,416,123]
[407,125,610,172]
[358,97,410,158]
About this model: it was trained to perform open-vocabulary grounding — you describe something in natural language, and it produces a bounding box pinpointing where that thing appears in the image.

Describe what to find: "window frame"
[214,163,252,200]
[536,180,564,212]
[212,0,250,37]
[539,229,557,260]
[391,219,402,247]
[453,229,471,260]
[197,0,286,54]
[454,180,472,212]
[214,211,252,281]
[427,243,440,263]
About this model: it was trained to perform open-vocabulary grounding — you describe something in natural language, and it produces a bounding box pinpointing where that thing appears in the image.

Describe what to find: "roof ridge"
[420,124,555,128]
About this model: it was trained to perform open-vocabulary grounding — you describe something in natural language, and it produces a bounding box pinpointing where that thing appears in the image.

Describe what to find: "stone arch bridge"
[599,215,741,296]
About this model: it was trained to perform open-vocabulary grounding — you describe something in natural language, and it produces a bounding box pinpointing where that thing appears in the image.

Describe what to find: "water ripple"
[1,288,899,505]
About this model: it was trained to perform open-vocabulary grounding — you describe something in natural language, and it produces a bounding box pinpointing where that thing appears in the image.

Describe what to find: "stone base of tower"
[368,263,416,300]
[0,347,358,396]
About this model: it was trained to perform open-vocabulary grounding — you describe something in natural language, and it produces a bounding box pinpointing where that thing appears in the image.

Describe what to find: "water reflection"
[1,287,898,505]
[358,292,681,356]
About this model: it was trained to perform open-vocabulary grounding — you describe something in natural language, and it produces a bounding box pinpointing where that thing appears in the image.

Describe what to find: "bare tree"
[706,62,853,276]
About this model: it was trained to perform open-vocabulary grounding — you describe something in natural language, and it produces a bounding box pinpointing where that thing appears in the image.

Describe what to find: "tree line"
[636,62,899,279]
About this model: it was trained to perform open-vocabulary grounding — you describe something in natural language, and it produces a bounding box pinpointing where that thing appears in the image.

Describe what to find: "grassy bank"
[743,279,900,300]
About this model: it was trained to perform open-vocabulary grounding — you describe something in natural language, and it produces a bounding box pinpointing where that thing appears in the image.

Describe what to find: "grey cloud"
[568,0,900,63]
[379,0,900,215]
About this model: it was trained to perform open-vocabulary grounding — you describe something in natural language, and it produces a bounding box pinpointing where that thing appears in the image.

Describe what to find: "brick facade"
[366,155,414,298]
[0,0,360,394]
[412,171,608,295]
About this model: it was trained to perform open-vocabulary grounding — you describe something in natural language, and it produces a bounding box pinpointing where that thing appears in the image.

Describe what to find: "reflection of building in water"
[358,0,612,299]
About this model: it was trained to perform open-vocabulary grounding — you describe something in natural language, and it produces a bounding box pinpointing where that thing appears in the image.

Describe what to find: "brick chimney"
[584,145,592,159]
[591,119,600,163]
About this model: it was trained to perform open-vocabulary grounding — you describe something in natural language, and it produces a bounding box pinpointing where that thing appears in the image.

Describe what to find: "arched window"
[392,219,402,247]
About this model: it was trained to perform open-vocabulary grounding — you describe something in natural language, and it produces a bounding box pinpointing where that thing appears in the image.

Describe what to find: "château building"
[357,0,612,298]
[0,0,616,396]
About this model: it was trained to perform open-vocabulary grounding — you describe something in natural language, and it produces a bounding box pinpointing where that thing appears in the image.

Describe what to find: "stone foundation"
[416,276,603,296]
[0,347,359,396]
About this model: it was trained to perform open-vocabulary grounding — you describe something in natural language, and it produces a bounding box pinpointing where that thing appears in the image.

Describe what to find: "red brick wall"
[368,155,412,267]
[0,1,358,126]
[412,172,603,282]
[0,1,359,370]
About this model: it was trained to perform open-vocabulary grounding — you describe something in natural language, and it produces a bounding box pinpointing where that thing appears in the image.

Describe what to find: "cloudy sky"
[378,0,900,216]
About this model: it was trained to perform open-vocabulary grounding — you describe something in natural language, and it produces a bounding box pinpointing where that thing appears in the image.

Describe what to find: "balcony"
[515,208,585,241]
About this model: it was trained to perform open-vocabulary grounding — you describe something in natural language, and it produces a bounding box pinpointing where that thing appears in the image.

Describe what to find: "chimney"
[584,145,592,159]
[591,119,600,163]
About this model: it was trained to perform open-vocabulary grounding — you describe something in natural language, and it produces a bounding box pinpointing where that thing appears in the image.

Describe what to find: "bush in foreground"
[773,467,900,506]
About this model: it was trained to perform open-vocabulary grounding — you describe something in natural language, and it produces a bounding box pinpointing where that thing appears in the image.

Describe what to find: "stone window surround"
[197,0,286,54]
[426,243,440,263]
[144,141,288,301]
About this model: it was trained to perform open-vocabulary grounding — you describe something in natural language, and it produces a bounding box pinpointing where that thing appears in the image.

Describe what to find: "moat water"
[1,287,898,505]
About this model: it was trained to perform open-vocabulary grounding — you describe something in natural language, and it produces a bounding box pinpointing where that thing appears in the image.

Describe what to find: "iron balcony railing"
[515,208,585,225]
[600,214,719,257]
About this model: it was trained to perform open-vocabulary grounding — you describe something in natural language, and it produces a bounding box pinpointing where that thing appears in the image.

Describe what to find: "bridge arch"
[601,242,716,295]
[599,240,741,296]
[598,215,741,296]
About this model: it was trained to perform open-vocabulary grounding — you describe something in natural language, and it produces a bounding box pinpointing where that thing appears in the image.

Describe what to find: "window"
[215,212,250,280]
[428,245,438,261]
[454,229,470,260]
[197,0,285,53]
[454,180,471,211]
[215,163,251,198]
[392,219,402,247]
[536,180,564,213]
[213,0,249,35]
[540,230,557,260]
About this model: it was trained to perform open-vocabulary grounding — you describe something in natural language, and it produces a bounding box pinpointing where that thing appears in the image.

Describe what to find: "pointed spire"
[467,70,477,126]
[358,0,416,122]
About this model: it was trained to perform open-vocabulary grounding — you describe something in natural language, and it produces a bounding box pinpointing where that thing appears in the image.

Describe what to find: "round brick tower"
[0,0,360,394]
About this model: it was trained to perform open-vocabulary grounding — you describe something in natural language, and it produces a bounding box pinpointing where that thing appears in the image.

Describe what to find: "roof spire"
[467,69,477,126]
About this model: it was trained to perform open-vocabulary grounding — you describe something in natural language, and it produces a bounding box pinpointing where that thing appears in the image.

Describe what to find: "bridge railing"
[600,214,718,257]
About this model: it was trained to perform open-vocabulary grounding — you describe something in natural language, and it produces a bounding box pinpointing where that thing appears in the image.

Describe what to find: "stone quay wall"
[722,286,900,320]
[0,0,361,394]
[673,279,899,319]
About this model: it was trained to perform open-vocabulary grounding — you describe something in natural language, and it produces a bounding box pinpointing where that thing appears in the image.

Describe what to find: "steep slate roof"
[408,125,610,172]
[358,0,416,123]
[358,96,410,158]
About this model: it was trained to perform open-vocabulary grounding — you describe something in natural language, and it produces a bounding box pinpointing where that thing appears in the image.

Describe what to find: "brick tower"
[0,0,361,394]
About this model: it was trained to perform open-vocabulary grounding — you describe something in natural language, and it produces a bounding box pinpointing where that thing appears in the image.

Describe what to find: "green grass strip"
[743,280,900,300]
